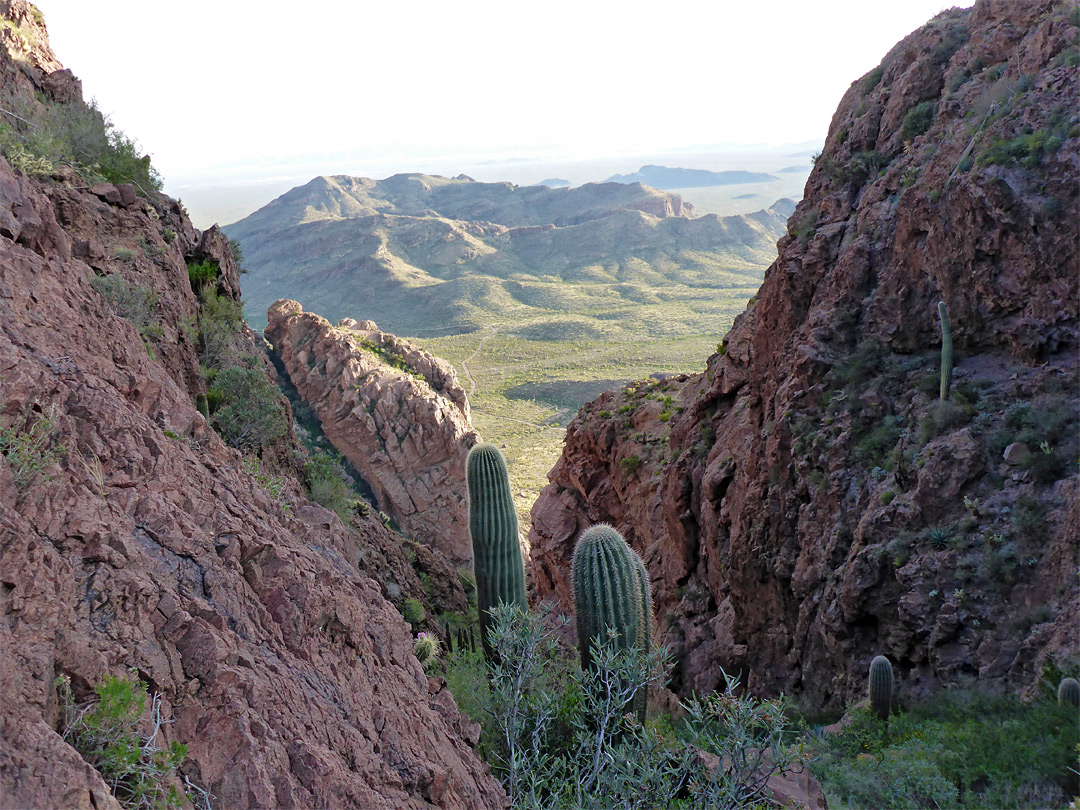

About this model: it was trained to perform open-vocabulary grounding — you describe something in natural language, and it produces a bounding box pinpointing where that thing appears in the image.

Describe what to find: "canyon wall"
[530,0,1079,710]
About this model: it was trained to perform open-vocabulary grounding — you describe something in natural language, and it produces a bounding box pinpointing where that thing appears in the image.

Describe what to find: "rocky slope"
[0,4,503,807]
[530,0,1079,710]
[225,173,790,335]
[265,302,480,565]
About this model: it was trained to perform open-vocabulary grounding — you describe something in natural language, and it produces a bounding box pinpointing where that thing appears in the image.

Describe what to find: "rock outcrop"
[0,5,504,807]
[530,0,1079,711]
[266,302,479,565]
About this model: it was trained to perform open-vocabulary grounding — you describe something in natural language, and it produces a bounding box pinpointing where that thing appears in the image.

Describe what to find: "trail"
[461,325,497,397]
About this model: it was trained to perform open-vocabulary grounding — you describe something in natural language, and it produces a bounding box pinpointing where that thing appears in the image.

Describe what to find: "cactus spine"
[869,655,894,720]
[938,301,953,401]
[467,442,526,663]
[1058,677,1080,707]
[571,524,651,723]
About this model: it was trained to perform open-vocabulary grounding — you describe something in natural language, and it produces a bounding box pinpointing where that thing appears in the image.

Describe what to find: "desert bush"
[901,101,936,141]
[809,689,1078,809]
[186,260,219,292]
[304,450,357,517]
[58,673,203,810]
[90,274,163,341]
[0,92,162,194]
[0,404,64,489]
[208,365,287,451]
[445,604,805,809]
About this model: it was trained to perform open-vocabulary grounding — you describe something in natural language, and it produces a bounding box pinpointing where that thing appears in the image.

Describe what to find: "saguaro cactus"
[1058,677,1080,708]
[572,524,651,723]
[869,655,894,720]
[938,301,953,401]
[467,442,526,662]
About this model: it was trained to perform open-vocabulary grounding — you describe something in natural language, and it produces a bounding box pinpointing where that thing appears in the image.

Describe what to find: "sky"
[33,1,973,198]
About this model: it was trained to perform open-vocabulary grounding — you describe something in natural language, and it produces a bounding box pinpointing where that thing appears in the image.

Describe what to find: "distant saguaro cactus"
[1058,677,1080,708]
[938,301,953,401]
[869,655,894,720]
[467,442,527,663]
[195,392,210,420]
[572,524,651,723]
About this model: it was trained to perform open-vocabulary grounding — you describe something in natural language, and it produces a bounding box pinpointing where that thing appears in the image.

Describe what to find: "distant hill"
[776,165,810,173]
[226,174,789,337]
[604,164,777,188]
[534,178,571,188]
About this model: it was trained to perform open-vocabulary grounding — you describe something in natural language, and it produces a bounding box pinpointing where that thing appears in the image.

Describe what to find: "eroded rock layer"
[266,302,479,565]
[530,0,1079,710]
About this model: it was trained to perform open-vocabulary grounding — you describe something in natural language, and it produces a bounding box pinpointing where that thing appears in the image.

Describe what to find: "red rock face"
[265,303,479,566]
[530,0,1079,710]
[0,9,503,807]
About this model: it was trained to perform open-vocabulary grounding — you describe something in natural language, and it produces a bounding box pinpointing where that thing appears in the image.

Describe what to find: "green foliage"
[227,238,247,274]
[855,415,903,467]
[402,597,426,626]
[938,301,953,400]
[186,260,219,293]
[241,455,292,514]
[0,92,162,194]
[902,101,936,141]
[467,442,527,662]
[58,674,197,810]
[195,285,244,371]
[195,393,209,421]
[303,450,358,518]
[90,274,163,341]
[453,605,804,809]
[868,656,894,720]
[979,129,1065,168]
[811,689,1079,809]
[207,365,287,451]
[861,65,885,95]
[619,454,640,474]
[0,405,64,489]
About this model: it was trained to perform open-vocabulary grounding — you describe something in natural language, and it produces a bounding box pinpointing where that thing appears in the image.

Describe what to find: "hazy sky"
[34,1,972,186]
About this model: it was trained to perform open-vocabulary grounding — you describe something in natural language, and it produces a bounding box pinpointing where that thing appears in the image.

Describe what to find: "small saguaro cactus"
[938,301,953,401]
[466,442,527,663]
[869,655,894,720]
[571,524,651,723]
[1058,677,1080,708]
[195,393,210,420]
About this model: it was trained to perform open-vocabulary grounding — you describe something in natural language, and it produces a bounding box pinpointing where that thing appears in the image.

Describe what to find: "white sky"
[33,1,972,185]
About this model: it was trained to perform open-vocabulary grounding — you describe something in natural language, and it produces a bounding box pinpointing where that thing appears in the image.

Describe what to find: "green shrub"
[90,274,163,341]
[901,101,936,141]
[0,92,162,194]
[241,456,292,514]
[0,405,64,489]
[58,674,200,810]
[195,286,244,370]
[809,689,1078,809]
[186,260,219,292]
[448,604,805,810]
[861,65,885,95]
[208,366,287,451]
[304,450,357,518]
[402,598,426,626]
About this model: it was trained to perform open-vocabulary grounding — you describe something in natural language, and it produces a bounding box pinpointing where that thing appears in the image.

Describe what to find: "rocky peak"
[266,301,480,565]
[530,0,1078,710]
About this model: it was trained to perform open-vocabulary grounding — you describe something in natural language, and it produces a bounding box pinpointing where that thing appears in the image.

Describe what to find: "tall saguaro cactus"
[467,442,527,663]
[869,655,894,721]
[938,301,953,401]
[571,524,651,723]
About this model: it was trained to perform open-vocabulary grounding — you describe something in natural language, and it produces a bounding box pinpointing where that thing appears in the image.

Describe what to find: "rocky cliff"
[530,0,1079,710]
[0,3,504,807]
[265,302,480,565]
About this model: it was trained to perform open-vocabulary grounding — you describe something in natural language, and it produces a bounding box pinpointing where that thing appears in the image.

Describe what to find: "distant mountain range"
[534,178,571,188]
[225,174,793,338]
[604,165,777,188]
